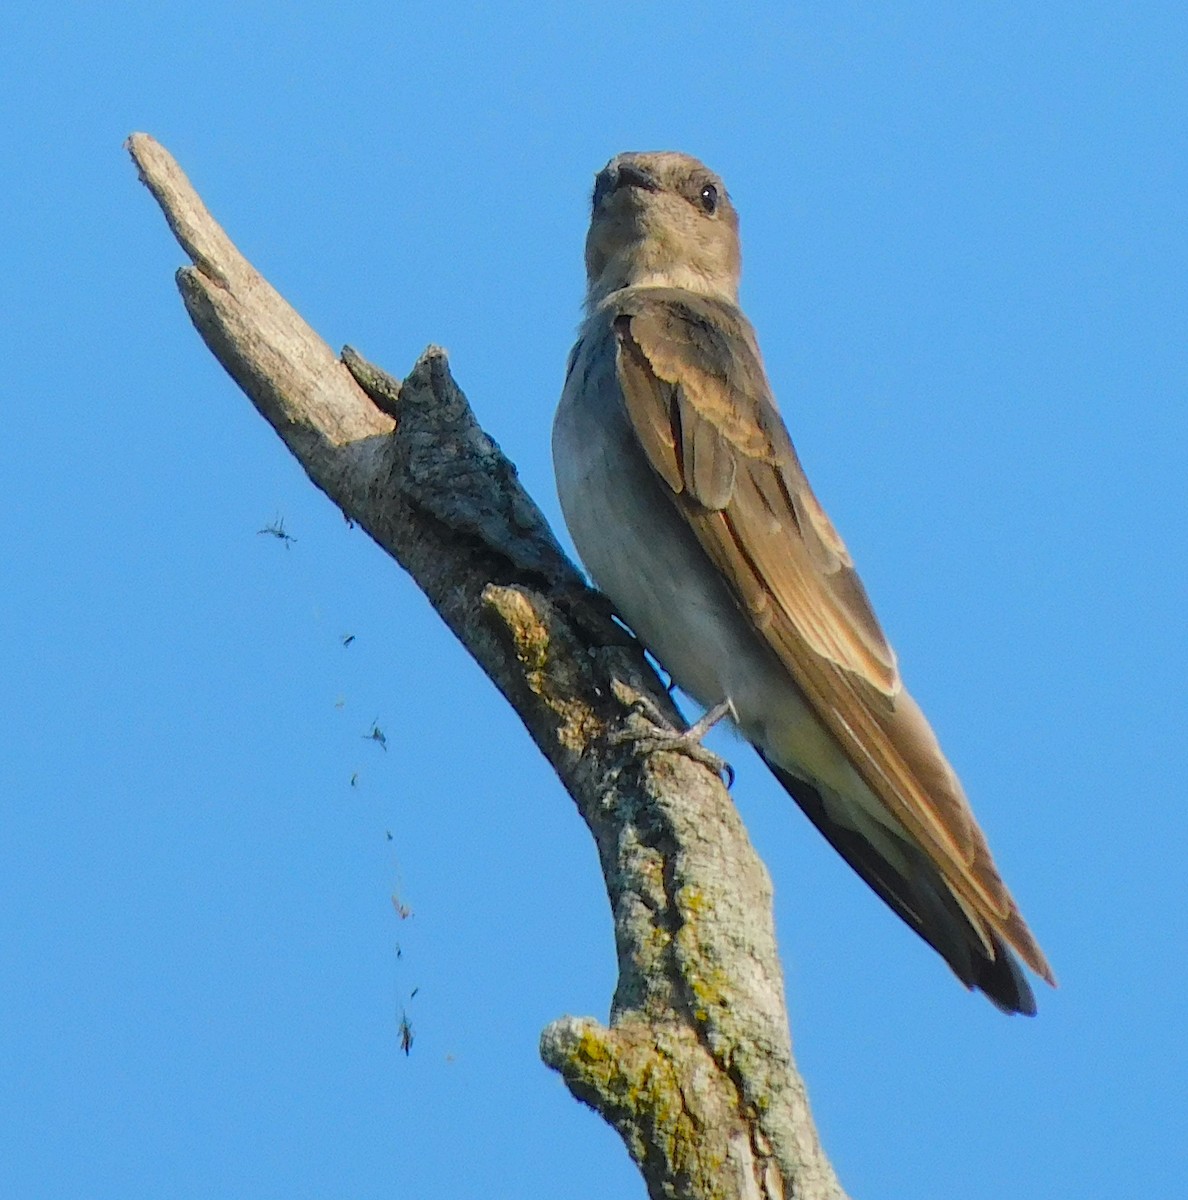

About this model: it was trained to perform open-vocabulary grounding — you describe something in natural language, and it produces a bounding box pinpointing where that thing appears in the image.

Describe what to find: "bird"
[552,151,1055,1014]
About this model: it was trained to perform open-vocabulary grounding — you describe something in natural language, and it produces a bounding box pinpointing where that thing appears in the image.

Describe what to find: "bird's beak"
[592,161,660,218]
[614,162,660,194]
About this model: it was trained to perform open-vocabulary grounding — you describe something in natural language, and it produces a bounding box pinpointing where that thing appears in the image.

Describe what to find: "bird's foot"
[610,696,736,788]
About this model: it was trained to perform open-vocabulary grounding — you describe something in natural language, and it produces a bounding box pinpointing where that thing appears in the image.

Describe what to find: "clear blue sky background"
[3,4,1185,1197]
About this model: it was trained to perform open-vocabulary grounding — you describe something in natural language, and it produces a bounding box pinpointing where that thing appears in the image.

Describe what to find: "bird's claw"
[609,695,736,788]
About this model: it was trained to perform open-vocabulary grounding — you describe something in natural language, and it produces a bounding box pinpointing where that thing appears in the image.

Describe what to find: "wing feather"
[611,290,1054,983]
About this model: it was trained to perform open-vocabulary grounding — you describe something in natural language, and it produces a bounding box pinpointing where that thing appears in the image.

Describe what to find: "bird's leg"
[609,695,736,788]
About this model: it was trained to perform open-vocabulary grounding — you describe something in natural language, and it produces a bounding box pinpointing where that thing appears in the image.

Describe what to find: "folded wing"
[610,289,1053,987]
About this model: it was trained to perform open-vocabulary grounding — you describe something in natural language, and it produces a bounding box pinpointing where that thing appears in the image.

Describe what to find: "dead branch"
[126,131,847,1200]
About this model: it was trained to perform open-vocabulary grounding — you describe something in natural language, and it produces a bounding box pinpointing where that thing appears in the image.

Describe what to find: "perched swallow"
[552,151,1055,1013]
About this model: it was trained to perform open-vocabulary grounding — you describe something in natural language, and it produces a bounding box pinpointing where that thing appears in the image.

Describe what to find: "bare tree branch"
[126,131,849,1200]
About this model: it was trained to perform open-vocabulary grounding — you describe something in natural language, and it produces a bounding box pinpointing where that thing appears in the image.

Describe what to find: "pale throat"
[587,250,739,307]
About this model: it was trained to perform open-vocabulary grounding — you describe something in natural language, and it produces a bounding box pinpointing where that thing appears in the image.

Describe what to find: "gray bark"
[126,131,849,1200]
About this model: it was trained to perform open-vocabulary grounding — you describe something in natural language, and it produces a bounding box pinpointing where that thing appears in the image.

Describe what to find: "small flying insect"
[256,515,297,547]
[364,721,387,751]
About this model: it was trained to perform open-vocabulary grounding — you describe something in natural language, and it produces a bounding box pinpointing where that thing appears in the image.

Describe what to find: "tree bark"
[126,132,849,1200]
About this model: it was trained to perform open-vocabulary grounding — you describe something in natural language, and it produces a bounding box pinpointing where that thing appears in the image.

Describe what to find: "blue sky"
[2,3,1185,1197]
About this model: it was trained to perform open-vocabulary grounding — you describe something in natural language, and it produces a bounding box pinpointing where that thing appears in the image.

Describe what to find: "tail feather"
[761,754,1037,1015]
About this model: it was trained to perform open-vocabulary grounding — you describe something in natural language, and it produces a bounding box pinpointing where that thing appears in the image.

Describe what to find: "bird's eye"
[698,183,719,215]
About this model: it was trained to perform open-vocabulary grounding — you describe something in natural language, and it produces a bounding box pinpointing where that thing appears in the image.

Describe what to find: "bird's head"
[584,151,741,307]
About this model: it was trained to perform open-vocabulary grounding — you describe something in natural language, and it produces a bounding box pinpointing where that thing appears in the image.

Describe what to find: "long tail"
[761,754,1037,1015]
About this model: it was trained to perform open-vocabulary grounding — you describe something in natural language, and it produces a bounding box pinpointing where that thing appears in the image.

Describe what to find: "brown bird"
[552,151,1055,1013]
